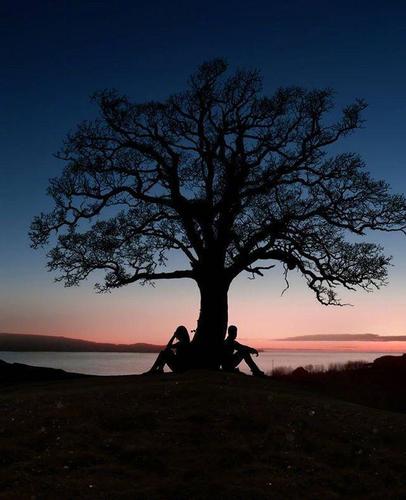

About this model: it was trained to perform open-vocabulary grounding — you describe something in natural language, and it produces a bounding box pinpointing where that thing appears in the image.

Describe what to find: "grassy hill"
[1,370,406,498]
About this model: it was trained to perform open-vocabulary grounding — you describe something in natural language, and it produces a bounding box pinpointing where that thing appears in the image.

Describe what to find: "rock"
[372,353,406,369]
[291,367,309,378]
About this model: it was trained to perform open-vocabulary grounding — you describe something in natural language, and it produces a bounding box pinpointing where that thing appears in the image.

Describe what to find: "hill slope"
[1,370,406,498]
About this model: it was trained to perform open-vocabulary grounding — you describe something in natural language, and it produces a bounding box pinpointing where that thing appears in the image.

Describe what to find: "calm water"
[0,350,403,376]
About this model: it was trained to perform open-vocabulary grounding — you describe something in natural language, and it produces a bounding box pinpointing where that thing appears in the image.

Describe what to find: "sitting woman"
[146,326,191,374]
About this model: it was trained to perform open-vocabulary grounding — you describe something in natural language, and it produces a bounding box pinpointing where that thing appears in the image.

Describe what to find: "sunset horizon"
[2,330,406,353]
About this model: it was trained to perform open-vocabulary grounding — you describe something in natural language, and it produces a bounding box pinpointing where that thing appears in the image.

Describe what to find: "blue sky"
[1,0,405,342]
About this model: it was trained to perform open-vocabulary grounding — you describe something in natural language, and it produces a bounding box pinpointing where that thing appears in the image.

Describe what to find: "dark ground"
[1,364,406,499]
[273,358,406,414]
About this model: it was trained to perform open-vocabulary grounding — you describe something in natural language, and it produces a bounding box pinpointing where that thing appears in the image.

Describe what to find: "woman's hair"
[174,325,190,343]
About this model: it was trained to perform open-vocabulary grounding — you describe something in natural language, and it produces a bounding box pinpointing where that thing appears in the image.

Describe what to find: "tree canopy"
[31,59,406,312]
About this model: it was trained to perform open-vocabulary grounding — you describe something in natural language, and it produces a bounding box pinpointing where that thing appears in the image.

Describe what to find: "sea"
[1,349,404,376]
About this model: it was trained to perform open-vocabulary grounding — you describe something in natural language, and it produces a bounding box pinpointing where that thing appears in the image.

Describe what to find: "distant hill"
[0,333,163,352]
[278,334,406,341]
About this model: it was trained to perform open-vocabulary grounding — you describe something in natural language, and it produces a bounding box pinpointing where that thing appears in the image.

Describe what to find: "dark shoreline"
[2,354,406,413]
[0,359,88,384]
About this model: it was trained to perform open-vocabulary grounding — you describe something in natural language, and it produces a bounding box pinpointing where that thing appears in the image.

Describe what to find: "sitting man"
[146,325,191,374]
[222,325,265,377]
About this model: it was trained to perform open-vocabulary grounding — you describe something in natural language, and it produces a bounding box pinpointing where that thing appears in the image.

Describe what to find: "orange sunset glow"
[2,269,405,348]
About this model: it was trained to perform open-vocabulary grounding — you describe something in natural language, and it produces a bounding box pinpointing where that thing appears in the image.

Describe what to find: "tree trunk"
[191,277,230,369]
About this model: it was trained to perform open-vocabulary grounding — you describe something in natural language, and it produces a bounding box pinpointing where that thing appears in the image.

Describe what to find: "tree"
[30,59,406,368]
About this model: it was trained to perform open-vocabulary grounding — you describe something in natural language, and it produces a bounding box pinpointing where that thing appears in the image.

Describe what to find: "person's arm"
[234,341,259,356]
[166,334,177,349]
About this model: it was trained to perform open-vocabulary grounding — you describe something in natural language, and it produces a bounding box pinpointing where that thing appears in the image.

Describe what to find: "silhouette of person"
[222,325,265,376]
[146,326,191,374]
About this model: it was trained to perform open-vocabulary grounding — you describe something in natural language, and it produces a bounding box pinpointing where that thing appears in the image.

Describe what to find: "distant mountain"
[278,334,406,342]
[0,333,163,352]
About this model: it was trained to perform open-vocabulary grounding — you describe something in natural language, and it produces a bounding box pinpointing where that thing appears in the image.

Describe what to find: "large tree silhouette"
[31,59,406,367]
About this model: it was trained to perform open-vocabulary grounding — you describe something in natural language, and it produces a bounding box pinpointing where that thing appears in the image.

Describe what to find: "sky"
[1,0,406,346]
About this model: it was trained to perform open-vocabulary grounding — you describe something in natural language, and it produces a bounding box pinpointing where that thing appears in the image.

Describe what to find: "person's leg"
[146,348,175,373]
[242,352,264,376]
[147,350,166,372]
[232,350,265,376]
[231,352,245,370]
[163,350,180,372]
